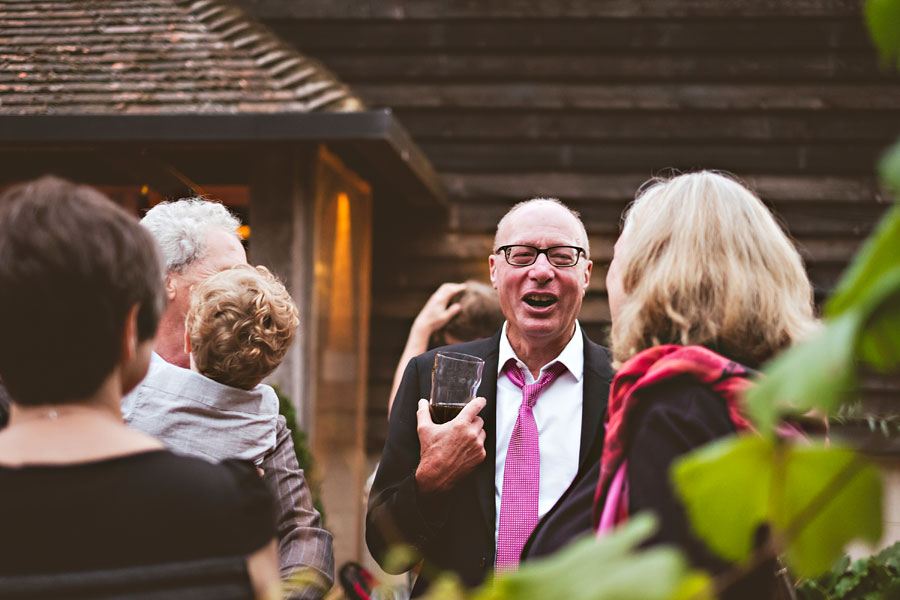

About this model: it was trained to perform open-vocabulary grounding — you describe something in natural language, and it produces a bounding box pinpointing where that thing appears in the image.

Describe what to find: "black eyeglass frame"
[495,244,587,267]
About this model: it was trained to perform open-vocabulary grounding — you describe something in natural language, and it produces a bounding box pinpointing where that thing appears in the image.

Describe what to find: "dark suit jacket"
[366,329,613,596]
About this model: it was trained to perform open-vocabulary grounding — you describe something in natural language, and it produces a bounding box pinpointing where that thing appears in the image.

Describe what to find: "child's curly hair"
[186,265,299,390]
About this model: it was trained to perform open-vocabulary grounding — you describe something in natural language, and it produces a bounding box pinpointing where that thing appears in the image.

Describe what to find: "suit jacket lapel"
[473,331,501,541]
[579,332,614,465]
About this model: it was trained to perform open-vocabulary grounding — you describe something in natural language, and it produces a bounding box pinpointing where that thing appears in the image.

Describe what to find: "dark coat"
[366,329,613,596]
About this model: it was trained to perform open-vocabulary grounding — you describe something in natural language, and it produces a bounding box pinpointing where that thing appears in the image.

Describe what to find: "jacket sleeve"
[365,355,455,573]
[262,415,335,598]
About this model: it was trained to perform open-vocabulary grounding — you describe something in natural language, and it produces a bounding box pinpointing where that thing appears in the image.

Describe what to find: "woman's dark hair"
[0,176,165,406]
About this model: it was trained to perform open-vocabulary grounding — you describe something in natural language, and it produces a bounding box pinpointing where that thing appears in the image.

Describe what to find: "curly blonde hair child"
[186,264,299,390]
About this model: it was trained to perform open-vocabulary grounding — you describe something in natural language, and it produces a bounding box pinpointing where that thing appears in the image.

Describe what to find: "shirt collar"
[497,320,584,382]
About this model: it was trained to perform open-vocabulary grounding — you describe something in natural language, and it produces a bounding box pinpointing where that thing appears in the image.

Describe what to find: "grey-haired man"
[124,199,334,598]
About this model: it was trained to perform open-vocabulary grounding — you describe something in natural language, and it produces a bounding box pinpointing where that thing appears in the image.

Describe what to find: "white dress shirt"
[494,321,584,541]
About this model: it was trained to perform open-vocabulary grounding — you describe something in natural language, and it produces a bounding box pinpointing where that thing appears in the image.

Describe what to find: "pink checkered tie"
[495,358,568,572]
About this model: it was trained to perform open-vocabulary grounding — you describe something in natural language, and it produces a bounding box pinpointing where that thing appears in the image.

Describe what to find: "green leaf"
[472,515,696,600]
[834,574,859,597]
[827,202,900,318]
[421,573,469,600]
[865,0,900,67]
[879,139,900,190]
[674,439,882,577]
[745,314,858,434]
[745,199,900,434]
[672,436,772,562]
[777,444,883,577]
[668,572,714,600]
[383,544,421,574]
[856,268,900,371]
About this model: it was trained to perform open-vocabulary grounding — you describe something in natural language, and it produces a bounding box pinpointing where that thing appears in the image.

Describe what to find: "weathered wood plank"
[795,237,869,263]
[449,201,891,236]
[419,141,885,174]
[393,111,900,143]
[245,1,864,20]
[314,51,888,83]
[353,83,900,110]
[440,173,889,203]
[266,19,871,51]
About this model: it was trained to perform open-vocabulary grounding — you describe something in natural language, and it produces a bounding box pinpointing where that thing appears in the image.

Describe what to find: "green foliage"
[827,200,900,372]
[796,542,900,599]
[745,314,857,434]
[833,401,900,438]
[383,544,421,574]
[778,445,882,575]
[273,385,326,521]
[673,3,900,585]
[439,515,712,600]
[673,436,774,562]
[745,202,900,434]
[879,140,900,190]
[865,0,900,67]
[673,439,882,577]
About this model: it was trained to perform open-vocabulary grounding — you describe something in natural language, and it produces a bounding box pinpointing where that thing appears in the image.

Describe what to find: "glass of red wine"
[429,351,484,424]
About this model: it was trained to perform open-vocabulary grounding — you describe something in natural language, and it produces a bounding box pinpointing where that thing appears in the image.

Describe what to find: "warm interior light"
[237,225,251,240]
[327,193,353,349]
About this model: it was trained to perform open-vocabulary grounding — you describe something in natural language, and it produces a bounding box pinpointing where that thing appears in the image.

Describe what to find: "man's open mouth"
[523,293,557,308]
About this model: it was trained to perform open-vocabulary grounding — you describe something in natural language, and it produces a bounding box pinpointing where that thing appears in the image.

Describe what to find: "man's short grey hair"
[493,197,591,258]
[140,198,241,274]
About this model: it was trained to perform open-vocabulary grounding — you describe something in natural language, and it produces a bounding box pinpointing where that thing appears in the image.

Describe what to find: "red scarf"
[591,345,754,529]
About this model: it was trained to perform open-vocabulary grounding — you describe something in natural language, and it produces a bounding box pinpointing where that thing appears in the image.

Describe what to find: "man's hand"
[415,397,487,493]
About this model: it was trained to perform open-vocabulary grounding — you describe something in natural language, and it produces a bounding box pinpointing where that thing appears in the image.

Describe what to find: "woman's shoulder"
[631,378,736,444]
[0,449,264,494]
[0,450,276,573]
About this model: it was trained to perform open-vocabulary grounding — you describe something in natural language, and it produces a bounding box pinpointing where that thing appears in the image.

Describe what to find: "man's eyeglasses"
[495,245,586,267]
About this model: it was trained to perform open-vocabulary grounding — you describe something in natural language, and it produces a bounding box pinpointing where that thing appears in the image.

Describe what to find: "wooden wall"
[238,0,900,452]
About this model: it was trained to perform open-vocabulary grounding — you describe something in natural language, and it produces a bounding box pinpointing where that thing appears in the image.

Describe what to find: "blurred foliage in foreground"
[796,542,900,600]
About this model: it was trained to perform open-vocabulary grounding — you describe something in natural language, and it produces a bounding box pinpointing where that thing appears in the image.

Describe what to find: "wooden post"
[249,144,317,433]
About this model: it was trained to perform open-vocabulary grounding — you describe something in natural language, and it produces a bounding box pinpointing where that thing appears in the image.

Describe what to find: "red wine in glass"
[429,403,466,424]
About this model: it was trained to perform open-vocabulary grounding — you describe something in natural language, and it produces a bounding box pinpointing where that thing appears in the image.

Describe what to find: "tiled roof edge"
[176,0,366,112]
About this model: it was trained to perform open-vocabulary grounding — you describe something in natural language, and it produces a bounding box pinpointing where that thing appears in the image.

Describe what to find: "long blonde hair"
[610,171,817,367]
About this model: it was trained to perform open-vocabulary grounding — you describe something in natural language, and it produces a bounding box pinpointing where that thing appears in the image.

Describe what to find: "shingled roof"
[0,0,365,114]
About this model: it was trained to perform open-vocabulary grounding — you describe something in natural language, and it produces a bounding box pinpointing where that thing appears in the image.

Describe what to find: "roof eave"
[0,109,445,207]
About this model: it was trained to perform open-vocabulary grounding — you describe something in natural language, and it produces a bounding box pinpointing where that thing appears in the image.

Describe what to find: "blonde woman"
[594,171,816,594]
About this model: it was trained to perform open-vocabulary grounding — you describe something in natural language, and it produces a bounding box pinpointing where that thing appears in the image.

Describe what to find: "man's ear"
[121,304,140,363]
[582,259,593,296]
[165,274,178,302]
[489,254,498,289]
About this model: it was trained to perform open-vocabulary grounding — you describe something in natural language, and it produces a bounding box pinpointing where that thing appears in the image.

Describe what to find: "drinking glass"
[429,351,484,424]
